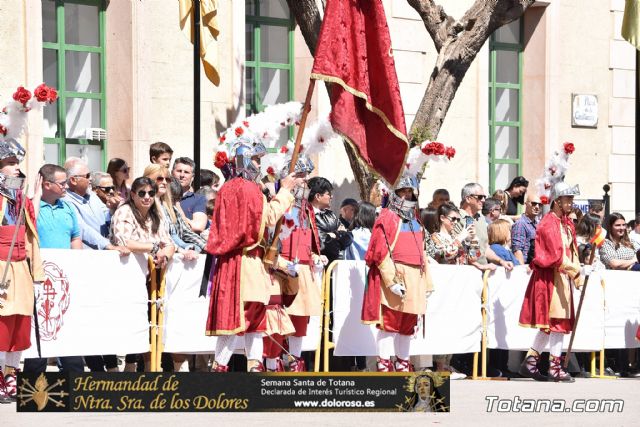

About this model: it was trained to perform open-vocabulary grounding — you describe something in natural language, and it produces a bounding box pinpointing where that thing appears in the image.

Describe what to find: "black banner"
[17,372,450,412]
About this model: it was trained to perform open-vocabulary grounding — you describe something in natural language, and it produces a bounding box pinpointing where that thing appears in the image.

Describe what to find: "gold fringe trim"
[518,322,550,332]
[311,72,410,186]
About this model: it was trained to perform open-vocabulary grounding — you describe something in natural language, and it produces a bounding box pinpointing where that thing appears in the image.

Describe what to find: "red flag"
[311,0,408,185]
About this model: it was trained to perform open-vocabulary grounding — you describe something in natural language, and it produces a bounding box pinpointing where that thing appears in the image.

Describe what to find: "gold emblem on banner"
[18,373,67,411]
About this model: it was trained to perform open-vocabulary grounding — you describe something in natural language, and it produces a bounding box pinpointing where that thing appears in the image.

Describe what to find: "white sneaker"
[445,365,467,380]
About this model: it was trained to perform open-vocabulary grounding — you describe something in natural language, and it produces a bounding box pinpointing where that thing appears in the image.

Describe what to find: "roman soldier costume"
[518,181,583,382]
[0,138,44,402]
[205,135,294,372]
[362,172,433,372]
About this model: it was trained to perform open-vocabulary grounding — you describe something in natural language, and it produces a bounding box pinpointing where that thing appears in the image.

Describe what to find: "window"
[488,19,523,194]
[42,0,106,171]
[245,0,294,118]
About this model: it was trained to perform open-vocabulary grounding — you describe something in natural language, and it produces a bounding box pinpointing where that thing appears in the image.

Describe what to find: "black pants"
[84,355,118,371]
[23,356,85,374]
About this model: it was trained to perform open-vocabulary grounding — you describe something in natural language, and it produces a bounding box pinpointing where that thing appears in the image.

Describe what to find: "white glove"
[389,283,406,298]
[313,260,324,273]
[580,265,594,277]
[286,261,299,277]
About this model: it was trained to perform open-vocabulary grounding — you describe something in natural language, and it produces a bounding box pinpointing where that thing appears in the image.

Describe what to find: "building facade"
[0,0,636,219]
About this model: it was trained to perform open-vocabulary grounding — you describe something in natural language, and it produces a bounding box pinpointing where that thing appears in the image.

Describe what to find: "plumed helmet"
[280,153,314,179]
[551,181,580,200]
[0,138,26,163]
[231,134,267,182]
[394,172,419,195]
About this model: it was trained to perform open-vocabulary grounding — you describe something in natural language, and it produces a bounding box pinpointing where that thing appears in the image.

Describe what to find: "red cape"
[519,212,577,330]
[361,208,400,323]
[205,178,264,335]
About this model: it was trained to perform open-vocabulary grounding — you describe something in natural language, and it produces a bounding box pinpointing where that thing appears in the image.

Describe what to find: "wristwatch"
[150,242,160,256]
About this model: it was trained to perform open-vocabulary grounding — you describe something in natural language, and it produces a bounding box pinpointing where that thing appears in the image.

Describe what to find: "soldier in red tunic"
[205,135,303,372]
[518,181,585,382]
[362,173,433,372]
[0,138,44,402]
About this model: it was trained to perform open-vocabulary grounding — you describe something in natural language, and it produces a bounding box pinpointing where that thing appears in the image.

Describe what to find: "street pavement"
[2,377,637,426]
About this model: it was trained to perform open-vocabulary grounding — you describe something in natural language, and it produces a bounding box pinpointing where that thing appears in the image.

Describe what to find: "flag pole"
[193,0,201,190]
[263,79,316,265]
[563,249,596,369]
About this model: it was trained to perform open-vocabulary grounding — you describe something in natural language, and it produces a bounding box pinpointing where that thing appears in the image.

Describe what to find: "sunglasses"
[470,194,486,201]
[49,180,68,188]
[120,167,130,173]
[530,202,542,207]
[446,216,461,223]
[73,173,91,180]
[136,190,156,198]
[155,176,169,183]
[96,185,115,193]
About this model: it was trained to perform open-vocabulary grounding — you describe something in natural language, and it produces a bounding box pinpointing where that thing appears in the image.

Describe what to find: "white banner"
[332,261,483,356]
[485,266,605,351]
[21,252,639,359]
[602,270,640,349]
[162,255,321,353]
[24,250,150,358]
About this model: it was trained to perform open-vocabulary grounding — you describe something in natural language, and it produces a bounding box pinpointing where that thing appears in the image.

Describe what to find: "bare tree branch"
[406,0,454,52]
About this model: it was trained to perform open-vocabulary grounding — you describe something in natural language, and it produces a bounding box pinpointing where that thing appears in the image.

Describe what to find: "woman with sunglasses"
[143,164,204,262]
[431,202,468,265]
[111,177,175,269]
[107,158,130,202]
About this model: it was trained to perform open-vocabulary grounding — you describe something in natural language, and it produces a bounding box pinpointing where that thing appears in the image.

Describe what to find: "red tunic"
[361,209,401,323]
[519,212,579,333]
[204,178,265,335]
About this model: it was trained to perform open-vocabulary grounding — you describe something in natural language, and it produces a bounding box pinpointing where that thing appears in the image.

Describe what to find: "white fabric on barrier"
[332,261,482,356]
[602,270,640,349]
[162,255,320,353]
[23,250,150,358]
[163,255,217,353]
[485,266,605,351]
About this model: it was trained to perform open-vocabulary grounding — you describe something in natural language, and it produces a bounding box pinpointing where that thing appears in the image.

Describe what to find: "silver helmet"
[0,138,26,163]
[387,172,418,220]
[231,135,267,182]
[280,153,315,179]
[551,181,580,200]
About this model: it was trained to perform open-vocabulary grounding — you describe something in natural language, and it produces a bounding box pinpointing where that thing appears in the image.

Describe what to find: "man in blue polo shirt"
[22,164,84,374]
[172,157,207,233]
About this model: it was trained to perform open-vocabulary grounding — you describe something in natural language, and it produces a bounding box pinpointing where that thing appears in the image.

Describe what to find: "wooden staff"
[263,79,316,266]
[563,248,596,369]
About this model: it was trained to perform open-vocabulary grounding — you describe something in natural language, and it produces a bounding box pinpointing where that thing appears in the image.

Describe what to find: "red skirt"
[379,305,417,336]
[289,315,309,337]
[0,314,31,351]
[519,269,574,333]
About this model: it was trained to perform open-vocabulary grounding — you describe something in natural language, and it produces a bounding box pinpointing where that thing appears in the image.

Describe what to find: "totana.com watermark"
[485,396,624,413]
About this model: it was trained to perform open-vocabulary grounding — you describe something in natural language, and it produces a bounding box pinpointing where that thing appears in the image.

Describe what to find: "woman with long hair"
[575,213,602,265]
[599,212,640,271]
[111,177,175,268]
[107,158,130,201]
[504,176,529,216]
[431,202,467,265]
[420,207,442,262]
[143,165,202,262]
[110,177,175,372]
